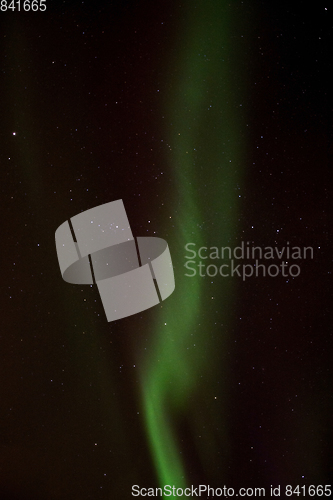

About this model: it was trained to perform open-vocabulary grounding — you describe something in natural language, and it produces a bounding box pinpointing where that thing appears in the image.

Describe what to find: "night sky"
[1,1,332,499]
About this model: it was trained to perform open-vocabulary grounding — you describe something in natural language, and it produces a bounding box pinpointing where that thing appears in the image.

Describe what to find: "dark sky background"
[0,1,332,499]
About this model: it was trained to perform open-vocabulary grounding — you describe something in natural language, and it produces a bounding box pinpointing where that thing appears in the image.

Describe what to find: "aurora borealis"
[140,1,245,489]
[1,0,332,498]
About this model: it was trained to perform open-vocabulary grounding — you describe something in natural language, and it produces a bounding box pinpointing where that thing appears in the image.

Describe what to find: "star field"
[0,0,332,498]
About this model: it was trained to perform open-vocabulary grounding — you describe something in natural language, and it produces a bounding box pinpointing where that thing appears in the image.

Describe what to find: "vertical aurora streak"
[141,0,246,491]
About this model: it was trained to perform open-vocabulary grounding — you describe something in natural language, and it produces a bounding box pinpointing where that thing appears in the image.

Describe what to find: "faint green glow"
[141,0,246,492]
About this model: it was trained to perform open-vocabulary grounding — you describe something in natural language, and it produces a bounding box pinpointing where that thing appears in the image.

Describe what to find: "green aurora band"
[140,0,247,491]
